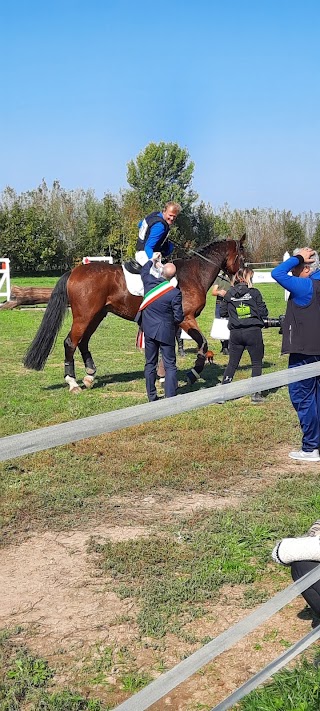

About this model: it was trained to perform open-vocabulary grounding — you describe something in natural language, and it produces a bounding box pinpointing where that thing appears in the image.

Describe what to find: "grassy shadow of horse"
[45,364,225,393]
[44,370,146,391]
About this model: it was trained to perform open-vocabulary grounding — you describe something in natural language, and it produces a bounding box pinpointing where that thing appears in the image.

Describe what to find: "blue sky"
[1,0,319,213]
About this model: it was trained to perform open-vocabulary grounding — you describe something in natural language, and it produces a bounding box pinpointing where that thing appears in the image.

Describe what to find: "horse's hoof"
[70,385,82,394]
[83,375,95,389]
[65,375,82,393]
[186,369,200,385]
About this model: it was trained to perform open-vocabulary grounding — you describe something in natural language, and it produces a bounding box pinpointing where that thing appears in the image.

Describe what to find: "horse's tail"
[23,271,70,371]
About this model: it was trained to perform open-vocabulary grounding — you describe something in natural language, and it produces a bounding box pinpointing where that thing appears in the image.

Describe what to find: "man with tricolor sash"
[135,253,184,401]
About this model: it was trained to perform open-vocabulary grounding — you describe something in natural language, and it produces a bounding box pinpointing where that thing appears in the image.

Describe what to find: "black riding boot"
[251,392,264,404]
[177,337,185,357]
[176,328,185,357]
[220,340,229,355]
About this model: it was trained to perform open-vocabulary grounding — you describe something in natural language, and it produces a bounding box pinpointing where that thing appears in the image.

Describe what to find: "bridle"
[230,239,245,270]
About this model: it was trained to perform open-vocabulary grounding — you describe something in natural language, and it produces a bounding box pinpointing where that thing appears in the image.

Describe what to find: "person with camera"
[271,247,320,461]
[219,267,268,404]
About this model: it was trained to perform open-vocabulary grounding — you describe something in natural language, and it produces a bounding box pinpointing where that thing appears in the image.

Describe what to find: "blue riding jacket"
[137,212,174,259]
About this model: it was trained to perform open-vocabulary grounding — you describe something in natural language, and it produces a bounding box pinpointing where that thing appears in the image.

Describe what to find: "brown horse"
[23,237,245,392]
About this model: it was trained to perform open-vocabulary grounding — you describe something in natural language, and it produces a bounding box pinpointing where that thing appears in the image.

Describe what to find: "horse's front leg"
[78,342,96,389]
[181,318,208,385]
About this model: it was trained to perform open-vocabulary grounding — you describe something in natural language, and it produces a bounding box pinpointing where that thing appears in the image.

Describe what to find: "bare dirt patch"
[0,527,142,647]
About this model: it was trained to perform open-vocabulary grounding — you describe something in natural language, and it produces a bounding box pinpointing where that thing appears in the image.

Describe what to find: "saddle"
[123,259,142,275]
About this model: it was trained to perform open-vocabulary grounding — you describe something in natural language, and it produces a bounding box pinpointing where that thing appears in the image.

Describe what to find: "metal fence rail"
[112,566,320,710]
[1,361,320,462]
[211,624,320,711]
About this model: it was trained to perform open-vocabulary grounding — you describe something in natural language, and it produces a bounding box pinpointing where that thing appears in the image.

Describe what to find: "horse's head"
[224,234,246,276]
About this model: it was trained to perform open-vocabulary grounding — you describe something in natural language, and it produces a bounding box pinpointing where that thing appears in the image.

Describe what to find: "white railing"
[0,258,10,301]
[82,256,113,264]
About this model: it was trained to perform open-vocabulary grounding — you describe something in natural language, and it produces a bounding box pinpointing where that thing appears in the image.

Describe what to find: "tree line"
[1,142,319,273]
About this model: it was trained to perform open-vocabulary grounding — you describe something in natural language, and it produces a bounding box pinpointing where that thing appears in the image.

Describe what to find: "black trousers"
[291,560,320,617]
[222,326,264,384]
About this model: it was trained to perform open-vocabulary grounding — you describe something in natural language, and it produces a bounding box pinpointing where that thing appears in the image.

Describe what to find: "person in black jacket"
[220,268,268,404]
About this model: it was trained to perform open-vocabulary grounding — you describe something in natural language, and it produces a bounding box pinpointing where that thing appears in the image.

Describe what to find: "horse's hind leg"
[64,315,95,393]
[78,308,108,389]
[64,330,82,393]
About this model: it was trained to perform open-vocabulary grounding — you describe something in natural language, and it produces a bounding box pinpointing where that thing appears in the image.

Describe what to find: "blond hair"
[163,201,181,214]
[233,267,254,288]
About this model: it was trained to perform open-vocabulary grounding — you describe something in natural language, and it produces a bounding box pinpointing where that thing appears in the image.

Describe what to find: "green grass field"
[1,278,320,710]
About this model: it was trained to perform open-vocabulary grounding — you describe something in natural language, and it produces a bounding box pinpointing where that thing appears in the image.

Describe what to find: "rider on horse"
[135,201,181,267]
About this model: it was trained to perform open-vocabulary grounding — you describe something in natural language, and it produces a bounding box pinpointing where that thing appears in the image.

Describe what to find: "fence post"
[0,258,10,302]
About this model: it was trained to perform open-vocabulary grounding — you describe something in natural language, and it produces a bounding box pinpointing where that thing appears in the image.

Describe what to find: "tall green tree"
[127,142,198,214]
[119,189,142,258]
[74,190,121,260]
[311,220,320,254]
[172,202,231,256]
[0,185,67,272]
[283,214,306,253]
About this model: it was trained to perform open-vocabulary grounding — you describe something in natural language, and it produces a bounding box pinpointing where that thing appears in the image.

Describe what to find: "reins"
[186,248,232,283]
[173,238,243,280]
[173,238,225,267]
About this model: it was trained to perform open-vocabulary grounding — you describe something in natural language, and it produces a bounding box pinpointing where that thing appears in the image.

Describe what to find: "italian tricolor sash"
[138,280,174,311]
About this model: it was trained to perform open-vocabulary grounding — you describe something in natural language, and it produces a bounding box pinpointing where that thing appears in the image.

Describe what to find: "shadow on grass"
[44,370,145,391]
[298,605,320,629]
[44,360,278,395]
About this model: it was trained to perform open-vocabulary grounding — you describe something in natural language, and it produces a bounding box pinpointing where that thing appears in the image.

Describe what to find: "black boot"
[177,338,185,357]
[220,340,229,356]
[251,392,264,404]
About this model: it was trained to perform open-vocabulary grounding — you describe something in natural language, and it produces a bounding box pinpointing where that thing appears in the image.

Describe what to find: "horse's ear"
[240,233,246,244]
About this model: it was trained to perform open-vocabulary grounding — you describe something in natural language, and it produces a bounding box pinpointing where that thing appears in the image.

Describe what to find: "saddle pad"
[122,264,144,296]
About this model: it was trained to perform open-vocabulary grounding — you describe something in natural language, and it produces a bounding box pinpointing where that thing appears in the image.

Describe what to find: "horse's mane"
[196,238,231,255]
[174,238,230,262]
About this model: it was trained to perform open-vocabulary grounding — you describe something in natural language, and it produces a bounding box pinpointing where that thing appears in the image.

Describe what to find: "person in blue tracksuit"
[135,202,181,266]
[135,253,184,401]
[271,247,320,461]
